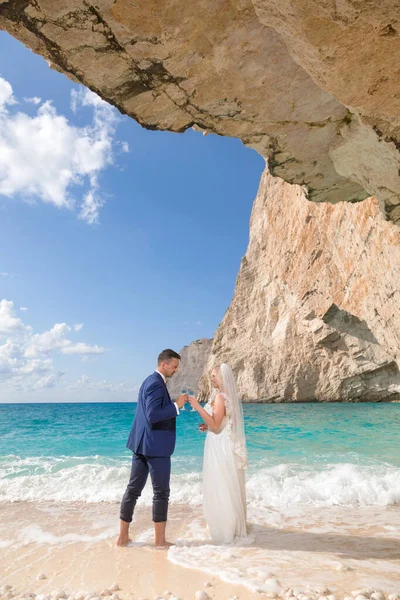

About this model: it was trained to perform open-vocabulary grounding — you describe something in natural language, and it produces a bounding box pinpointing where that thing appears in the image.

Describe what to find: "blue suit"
[126,372,177,457]
[120,372,178,524]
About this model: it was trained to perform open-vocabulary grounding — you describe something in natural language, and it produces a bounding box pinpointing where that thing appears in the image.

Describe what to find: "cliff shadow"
[322,304,379,345]
[183,522,400,561]
[245,522,400,561]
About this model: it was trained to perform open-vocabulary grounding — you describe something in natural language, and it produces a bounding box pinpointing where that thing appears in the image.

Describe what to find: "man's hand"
[198,423,208,433]
[176,393,188,409]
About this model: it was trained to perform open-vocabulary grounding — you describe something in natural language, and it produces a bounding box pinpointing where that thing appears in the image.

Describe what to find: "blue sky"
[0,32,264,402]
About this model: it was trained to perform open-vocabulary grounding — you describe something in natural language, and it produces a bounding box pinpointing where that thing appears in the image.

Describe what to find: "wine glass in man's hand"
[188,388,197,411]
[179,387,187,410]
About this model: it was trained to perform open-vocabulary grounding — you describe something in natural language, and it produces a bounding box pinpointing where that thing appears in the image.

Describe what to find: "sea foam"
[1,455,400,507]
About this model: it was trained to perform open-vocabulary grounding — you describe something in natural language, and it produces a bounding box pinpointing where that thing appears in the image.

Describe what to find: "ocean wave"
[17,524,117,546]
[1,455,400,507]
[246,462,400,507]
[0,454,202,505]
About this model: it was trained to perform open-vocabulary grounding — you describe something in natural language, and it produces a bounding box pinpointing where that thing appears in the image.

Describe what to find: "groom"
[117,349,187,548]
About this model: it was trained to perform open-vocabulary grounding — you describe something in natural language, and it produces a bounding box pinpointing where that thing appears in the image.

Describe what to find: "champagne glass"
[180,387,187,410]
[188,388,196,411]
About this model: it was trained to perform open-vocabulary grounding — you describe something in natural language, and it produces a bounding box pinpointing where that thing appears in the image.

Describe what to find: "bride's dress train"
[202,390,248,544]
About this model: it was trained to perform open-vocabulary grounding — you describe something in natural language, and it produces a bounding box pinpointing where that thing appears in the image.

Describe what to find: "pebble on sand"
[194,592,210,600]
[1,583,398,600]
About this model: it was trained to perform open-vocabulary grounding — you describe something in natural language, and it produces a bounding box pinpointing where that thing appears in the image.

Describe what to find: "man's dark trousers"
[120,453,171,523]
[120,371,178,524]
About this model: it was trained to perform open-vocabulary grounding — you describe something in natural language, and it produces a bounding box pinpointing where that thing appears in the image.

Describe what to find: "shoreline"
[242,399,400,404]
[1,400,400,405]
[1,501,400,600]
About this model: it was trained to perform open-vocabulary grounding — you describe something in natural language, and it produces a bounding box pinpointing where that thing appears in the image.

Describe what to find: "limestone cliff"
[1,1,400,222]
[201,168,400,402]
[167,338,213,400]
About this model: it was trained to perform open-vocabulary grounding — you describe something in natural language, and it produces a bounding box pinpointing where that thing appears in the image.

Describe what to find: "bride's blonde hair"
[211,365,223,387]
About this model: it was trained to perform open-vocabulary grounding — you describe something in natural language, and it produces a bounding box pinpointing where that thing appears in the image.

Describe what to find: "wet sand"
[1,502,400,600]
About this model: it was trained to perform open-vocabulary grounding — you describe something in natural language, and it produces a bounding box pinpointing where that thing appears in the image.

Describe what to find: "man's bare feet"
[116,534,131,547]
[116,519,131,547]
[155,541,173,549]
[154,521,172,548]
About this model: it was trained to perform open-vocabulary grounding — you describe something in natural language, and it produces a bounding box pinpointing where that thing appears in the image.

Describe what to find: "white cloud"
[70,374,136,394]
[0,299,105,391]
[0,299,31,336]
[25,322,71,357]
[25,322,104,358]
[33,372,64,390]
[0,340,24,376]
[0,77,15,112]
[0,336,53,386]
[73,323,83,331]
[79,189,104,225]
[24,96,41,105]
[62,342,104,355]
[0,77,120,224]
[20,307,28,312]
[119,141,129,153]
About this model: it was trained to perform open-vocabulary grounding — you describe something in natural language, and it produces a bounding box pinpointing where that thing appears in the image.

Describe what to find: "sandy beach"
[1,502,400,600]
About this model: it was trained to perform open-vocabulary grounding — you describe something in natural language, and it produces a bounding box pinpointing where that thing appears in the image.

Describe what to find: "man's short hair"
[158,349,181,365]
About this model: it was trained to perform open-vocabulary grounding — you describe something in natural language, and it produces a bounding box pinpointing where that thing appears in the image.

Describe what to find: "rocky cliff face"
[201,168,400,402]
[167,338,213,400]
[1,1,400,223]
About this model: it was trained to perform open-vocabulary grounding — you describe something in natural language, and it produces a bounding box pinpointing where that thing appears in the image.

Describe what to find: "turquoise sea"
[1,402,400,507]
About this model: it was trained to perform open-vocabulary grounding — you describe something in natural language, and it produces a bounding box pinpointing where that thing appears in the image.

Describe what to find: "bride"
[188,364,248,544]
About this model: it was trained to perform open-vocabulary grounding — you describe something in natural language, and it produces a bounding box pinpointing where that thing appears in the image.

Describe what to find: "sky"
[0,32,265,403]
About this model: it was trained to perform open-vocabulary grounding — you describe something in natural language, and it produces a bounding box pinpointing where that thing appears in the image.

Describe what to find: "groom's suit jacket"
[126,372,177,457]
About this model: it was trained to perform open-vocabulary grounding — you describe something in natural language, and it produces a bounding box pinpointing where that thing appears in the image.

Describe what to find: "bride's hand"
[189,396,200,411]
[198,423,208,432]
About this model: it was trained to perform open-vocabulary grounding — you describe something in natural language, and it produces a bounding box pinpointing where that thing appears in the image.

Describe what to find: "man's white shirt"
[155,370,180,415]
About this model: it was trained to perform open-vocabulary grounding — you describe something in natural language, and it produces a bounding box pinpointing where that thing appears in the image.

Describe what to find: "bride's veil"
[219,364,248,470]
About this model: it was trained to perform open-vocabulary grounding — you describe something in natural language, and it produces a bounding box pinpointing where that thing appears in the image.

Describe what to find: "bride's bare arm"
[189,393,226,433]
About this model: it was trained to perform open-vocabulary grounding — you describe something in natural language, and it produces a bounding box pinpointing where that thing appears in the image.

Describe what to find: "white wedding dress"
[202,391,248,544]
